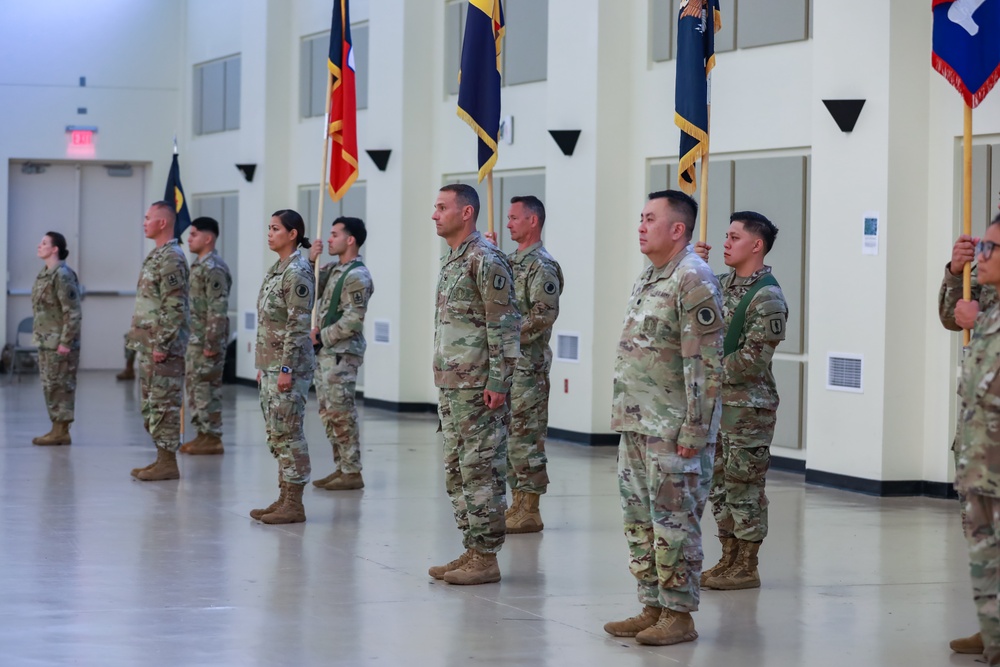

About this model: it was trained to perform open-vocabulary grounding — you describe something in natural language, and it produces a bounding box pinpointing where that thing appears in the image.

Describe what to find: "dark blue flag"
[675,0,720,195]
[164,153,191,239]
[457,0,505,182]
[933,0,1000,108]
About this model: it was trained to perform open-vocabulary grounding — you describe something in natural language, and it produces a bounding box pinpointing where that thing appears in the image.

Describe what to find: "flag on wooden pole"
[164,153,191,239]
[932,0,1000,107]
[457,0,505,183]
[674,0,720,195]
[327,0,359,201]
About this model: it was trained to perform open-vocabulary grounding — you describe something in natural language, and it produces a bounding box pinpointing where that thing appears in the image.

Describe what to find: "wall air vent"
[556,332,580,362]
[374,320,390,344]
[827,353,863,393]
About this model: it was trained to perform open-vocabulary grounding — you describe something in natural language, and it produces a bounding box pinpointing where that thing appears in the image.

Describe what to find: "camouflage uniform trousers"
[259,371,311,485]
[709,406,776,543]
[38,348,79,423]
[314,352,363,473]
[507,368,551,494]
[963,492,1000,664]
[124,334,135,364]
[618,431,714,612]
[185,346,225,438]
[139,354,184,452]
[438,388,509,554]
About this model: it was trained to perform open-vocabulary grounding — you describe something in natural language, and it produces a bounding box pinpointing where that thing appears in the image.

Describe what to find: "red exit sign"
[71,130,93,145]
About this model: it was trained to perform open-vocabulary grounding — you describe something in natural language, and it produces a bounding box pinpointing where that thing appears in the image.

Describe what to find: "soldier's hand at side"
[693,242,711,262]
[309,240,322,263]
[277,371,292,392]
[483,389,506,410]
[484,231,498,246]
[956,299,980,330]
[152,351,167,363]
[677,445,699,458]
[951,234,978,276]
[310,328,320,346]
[203,349,218,358]
[56,344,71,356]
[257,370,262,384]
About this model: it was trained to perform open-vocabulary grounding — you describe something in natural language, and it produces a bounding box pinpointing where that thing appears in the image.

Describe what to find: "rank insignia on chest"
[295,284,309,298]
[697,307,717,326]
[544,281,557,295]
[493,275,507,290]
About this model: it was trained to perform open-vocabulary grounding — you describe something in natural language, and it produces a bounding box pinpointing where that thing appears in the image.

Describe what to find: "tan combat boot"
[261,482,306,524]
[34,421,71,446]
[443,551,501,585]
[428,549,474,580]
[250,475,286,520]
[116,357,135,381]
[700,536,738,586]
[179,433,205,454]
[184,434,224,455]
[603,605,661,637]
[635,608,698,646]
[703,539,761,590]
[506,491,543,533]
[133,448,180,481]
[324,472,364,490]
[950,631,984,654]
[312,470,342,488]
[505,490,524,520]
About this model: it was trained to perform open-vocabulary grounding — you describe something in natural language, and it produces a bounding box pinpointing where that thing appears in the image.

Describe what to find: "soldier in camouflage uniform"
[428,184,521,586]
[308,216,374,491]
[954,218,1000,666]
[604,190,724,647]
[486,196,563,533]
[128,201,190,482]
[693,211,787,591]
[180,217,232,456]
[941,231,1000,656]
[250,209,316,525]
[117,336,136,380]
[31,232,82,446]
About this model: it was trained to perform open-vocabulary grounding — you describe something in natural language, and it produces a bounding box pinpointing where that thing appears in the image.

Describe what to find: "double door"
[7,161,146,369]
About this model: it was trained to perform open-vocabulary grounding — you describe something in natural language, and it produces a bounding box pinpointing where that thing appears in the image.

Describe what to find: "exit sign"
[71,130,93,145]
[65,125,97,158]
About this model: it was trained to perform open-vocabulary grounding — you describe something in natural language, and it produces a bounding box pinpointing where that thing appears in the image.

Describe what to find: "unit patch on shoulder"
[696,307,717,327]
[295,284,309,298]
[770,319,783,335]
[166,273,179,288]
[543,281,557,295]
[493,274,507,291]
[352,291,364,305]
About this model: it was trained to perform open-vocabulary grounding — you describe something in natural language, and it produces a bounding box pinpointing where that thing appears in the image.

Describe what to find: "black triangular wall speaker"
[822,99,866,133]
[548,130,581,156]
[366,149,392,171]
[235,163,257,182]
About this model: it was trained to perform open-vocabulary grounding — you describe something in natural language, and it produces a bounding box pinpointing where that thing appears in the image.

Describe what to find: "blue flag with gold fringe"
[932,0,1000,108]
[164,153,191,239]
[457,0,505,183]
[675,0,720,195]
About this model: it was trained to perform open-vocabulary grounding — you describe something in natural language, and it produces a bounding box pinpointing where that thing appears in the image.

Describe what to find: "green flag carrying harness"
[723,273,779,356]
[319,259,364,337]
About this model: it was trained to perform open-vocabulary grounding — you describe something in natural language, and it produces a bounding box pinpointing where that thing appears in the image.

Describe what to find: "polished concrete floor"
[0,371,983,666]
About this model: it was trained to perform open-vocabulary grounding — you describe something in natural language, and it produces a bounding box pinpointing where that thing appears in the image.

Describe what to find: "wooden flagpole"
[698,105,711,244]
[486,171,495,235]
[963,102,972,346]
[313,72,334,328]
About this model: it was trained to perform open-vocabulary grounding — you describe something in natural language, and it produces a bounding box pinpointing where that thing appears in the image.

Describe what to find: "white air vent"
[373,319,390,344]
[244,312,256,331]
[556,332,580,362]
[827,353,863,393]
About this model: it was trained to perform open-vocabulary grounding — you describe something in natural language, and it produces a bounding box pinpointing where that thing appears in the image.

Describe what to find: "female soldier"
[250,210,316,524]
[31,232,82,446]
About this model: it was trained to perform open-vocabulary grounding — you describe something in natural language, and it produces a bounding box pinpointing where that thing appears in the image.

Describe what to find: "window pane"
[224,57,241,130]
[444,2,462,95]
[650,0,672,62]
[300,38,313,118]
[200,61,225,134]
[504,0,548,85]
[341,182,367,220]
[353,24,369,110]
[312,34,330,118]
[193,66,203,135]
[736,0,807,49]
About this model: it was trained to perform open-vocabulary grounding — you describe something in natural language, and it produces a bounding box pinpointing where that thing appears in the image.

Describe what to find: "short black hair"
[990,212,1000,228]
[648,190,698,239]
[150,200,176,224]
[440,183,481,221]
[730,211,779,253]
[271,209,311,249]
[46,231,69,261]
[333,216,367,247]
[191,216,220,237]
[510,195,546,228]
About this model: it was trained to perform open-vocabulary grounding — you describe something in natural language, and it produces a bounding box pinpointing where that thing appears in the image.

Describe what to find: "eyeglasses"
[977,240,999,261]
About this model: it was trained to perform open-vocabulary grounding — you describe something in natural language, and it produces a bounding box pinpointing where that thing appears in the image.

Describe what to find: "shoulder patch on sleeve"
[294,283,309,299]
[485,260,511,305]
[543,281,557,295]
[165,272,182,289]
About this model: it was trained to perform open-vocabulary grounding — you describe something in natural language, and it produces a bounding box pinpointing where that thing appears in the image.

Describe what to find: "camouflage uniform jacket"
[189,250,232,354]
[956,303,1000,497]
[434,231,521,393]
[939,263,1000,332]
[611,245,724,449]
[718,266,788,409]
[256,250,316,374]
[509,242,563,372]
[31,262,82,350]
[316,255,374,357]
[128,239,190,356]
